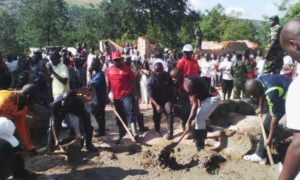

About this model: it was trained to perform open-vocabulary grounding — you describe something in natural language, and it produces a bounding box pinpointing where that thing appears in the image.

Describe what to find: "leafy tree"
[221,18,256,41]
[0,10,20,55]
[200,4,256,42]
[282,2,300,24]
[200,4,226,41]
[17,0,69,48]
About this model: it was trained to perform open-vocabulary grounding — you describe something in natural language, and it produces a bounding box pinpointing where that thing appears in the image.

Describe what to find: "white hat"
[182,44,193,52]
[0,117,19,147]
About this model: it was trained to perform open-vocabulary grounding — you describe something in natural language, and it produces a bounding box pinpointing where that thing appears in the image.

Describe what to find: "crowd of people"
[0,16,300,179]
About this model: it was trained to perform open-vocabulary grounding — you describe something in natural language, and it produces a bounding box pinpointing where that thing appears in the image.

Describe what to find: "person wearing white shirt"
[280,54,294,78]
[278,17,300,180]
[200,53,213,87]
[211,54,220,88]
[5,55,17,73]
[256,58,265,77]
[218,56,233,100]
[255,50,263,64]
[151,53,169,72]
[47,52,70,100]
[86,48,96,87]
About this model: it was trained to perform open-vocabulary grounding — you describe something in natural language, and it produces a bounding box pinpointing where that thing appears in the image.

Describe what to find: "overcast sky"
[188,0,297,20]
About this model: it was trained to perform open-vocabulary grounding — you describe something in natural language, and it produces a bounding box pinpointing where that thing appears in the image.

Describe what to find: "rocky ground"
[23,99,289,180]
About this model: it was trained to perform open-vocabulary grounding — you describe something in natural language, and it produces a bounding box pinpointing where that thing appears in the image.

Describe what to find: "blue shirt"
[91,71,106,105]
[258,75,292,118]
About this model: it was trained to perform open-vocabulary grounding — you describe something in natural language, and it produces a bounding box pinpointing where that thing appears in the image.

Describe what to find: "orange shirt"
[0,90,35,151]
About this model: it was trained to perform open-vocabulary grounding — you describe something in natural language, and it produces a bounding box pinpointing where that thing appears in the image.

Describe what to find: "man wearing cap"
[176,44,200,77]
[262,15,284,75]
[106,51,139,143]
[0,84,39,179]
[0,118,38,179]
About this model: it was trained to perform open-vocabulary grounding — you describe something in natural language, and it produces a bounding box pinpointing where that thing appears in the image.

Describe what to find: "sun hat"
[0,117,19,147]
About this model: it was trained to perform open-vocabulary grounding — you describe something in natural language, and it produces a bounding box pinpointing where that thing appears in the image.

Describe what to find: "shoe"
[165,133,173,140]
[243,153,267,165]
[95,132,105,137]
[194,129,206,151]
[86,143,98,152]
[134,134,141,142]
[13,169,38,179]
[155,130,162,137]
[137,114,149,132]
[139,126,149,133]
[167,113,174,140]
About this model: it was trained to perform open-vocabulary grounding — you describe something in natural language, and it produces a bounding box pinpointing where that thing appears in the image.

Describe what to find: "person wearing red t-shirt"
[176,44,200,77]
[106,51,139,143]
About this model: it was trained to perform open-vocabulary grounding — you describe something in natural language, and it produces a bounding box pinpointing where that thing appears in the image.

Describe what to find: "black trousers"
[0,139,25,180]
[151,101,173,132]
[51,109,94,144]
[91,103,106,135]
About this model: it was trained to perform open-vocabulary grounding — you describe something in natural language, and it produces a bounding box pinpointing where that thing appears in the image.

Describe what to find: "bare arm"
[48,67,68,85]
[186,95,198,127]
[279,131,300,180]
[265,117,278,146]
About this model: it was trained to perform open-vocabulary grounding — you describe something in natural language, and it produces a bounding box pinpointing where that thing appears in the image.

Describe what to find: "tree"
[200,4,256,42]
[281,2,300,24]
[17,0,69,48]
[0,10,20,55]
[200,4,226,41]
[221,18,256,41]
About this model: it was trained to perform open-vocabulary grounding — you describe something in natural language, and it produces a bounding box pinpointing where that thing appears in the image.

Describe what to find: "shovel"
[18,138,83,164]
[258,114,275,166]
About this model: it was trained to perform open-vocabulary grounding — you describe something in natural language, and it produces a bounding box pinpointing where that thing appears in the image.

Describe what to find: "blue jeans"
[114,94,137,133]
[256,113,283,158]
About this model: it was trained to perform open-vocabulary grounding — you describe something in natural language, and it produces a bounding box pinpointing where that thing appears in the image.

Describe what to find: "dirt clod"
[204,154,227,174]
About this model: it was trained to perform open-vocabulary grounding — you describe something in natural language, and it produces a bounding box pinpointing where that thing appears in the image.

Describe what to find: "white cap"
[182,44,193,52]
[0,117,19,147]
[164,48,169,52]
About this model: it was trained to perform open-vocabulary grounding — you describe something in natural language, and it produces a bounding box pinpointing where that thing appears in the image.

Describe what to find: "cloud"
[188,0,227,11]
[225,6,245,17]
[263,3,278,15]
[188,0,207,11]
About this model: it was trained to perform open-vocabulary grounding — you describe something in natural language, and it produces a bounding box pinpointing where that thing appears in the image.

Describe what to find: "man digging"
[243,75,291,164]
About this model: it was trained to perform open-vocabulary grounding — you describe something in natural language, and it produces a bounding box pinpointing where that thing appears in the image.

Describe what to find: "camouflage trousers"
[233,80,248,99]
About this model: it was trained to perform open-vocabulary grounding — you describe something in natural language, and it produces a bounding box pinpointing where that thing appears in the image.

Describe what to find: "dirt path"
[24,103,279,180]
